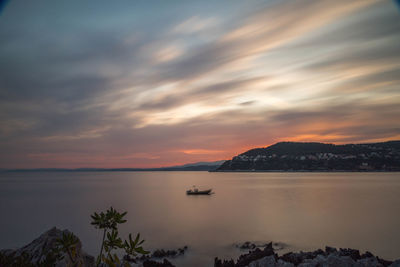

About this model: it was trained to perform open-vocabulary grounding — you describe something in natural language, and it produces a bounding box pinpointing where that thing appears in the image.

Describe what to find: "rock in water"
[214,244,399,267]
[248,255,276,267]
[143,258,176,267]
[0,227,95,267]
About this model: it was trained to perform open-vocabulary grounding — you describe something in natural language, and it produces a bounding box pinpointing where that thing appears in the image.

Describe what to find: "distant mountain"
[179,160,226,168]
[216,141,400,171]
[2,161,225,172]
[156,160,225,171]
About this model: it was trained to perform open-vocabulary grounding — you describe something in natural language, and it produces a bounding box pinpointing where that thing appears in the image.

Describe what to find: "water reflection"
[0,172,399,266]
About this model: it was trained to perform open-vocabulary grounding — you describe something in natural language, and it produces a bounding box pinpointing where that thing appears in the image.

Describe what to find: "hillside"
[216,141,400,171]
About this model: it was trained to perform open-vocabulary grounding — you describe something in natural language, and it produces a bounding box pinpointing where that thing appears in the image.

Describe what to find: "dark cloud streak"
[0,0,399,168]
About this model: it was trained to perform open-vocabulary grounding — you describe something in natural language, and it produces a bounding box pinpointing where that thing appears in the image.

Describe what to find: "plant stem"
[97,229,107,267]
[66,248,76,267]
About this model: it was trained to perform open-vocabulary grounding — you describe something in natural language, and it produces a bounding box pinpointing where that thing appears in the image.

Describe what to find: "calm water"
[1,171,400,266]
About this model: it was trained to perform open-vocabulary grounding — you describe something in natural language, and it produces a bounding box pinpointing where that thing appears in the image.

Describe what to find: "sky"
[0,0,400,168]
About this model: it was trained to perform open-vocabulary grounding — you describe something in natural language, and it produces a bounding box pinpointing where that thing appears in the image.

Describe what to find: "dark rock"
[143,258,175,267]
[151,246,188,258]
[217,243,398,267]
[390,259,400,266]
[0,227,94,267]
[264,242,274,255]
[313,248,325,257]
[280,252,303,265]
[356,257,383,267]
[236,241,287,251]
[339,248,361,260]
[377,256,393,267]
[272,242,287,251]
[214,257,235,267]
[134,246,188,263]
[235,243,276,267]
[325,246,338,254]
[280,249,323,265]
[138,254,152,261]
[307,254,356,266]
[153,249,167,258]
[238,241,256,250]
[123,254,137,263]
[248,255,276,267]
[361,251,375,259]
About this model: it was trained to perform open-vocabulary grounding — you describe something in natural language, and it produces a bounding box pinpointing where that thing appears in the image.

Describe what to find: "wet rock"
[150,246,188,258]
[298,260,318,267]
[377,256,393,267]
[280,252,303,266]
[136,246,188,263]
[215,243,276,267]
[124,254,138,263]
[248,255,276,267]
[272,242,287,251]
[239,242,257,250]
[153,249,176,258]
[143,258,175,267]
[276,259,295,267]
[235,243,276,267]
[339,248,361,260]
[214,257,235,267]
[236,241,287,251]
[303,254,356,267]
[356,257,383,267]
[390,259,400,267]
[312,249,325,257]
[325,246,338,254]
[361,251,375,259]
[279,250,324,266]
[216,243,399,267]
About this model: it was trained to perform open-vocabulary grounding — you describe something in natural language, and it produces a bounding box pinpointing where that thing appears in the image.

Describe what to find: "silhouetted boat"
[186,187,212,195]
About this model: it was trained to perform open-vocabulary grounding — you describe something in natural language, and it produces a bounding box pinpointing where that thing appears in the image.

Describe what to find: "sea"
[1,171,400,266]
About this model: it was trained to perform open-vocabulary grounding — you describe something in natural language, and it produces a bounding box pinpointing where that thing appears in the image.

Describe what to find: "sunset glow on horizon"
[1,0,400,168]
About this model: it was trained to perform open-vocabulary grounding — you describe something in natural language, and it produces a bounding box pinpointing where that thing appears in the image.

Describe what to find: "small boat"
[186,186,212,195]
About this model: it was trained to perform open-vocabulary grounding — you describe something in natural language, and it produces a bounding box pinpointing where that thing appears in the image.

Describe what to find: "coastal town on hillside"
[217,142,400,171]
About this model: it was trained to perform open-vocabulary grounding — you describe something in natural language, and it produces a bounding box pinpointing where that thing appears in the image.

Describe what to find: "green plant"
[55,232,81,267]
[38,246,64,267]
[1,207,148,267]
[0,251,35,267]
[91,207,149,267]
[124,233,148,257]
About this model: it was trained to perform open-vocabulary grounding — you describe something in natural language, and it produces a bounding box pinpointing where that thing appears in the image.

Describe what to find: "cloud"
[0,0,399,168]
[171,16,219,35]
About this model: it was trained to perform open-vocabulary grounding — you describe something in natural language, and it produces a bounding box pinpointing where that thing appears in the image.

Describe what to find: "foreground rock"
[0,228,180,267]
[3,229,400,267]
[236,242,287,251]
[142,259,176,267]
[0,227,95,267]
[126,246,188,267]
[215,243,400,267]
[133,245,188,262]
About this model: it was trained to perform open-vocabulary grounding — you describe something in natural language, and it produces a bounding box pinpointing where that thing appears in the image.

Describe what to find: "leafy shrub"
[0,207,148,267]
[91,207,149,267]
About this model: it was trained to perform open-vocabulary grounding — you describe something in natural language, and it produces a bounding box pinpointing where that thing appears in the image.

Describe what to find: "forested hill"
[216,141,400,171]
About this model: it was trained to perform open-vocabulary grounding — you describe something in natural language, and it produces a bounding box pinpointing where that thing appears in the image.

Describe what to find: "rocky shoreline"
[215,242,400,267]
[1,228,400,267]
